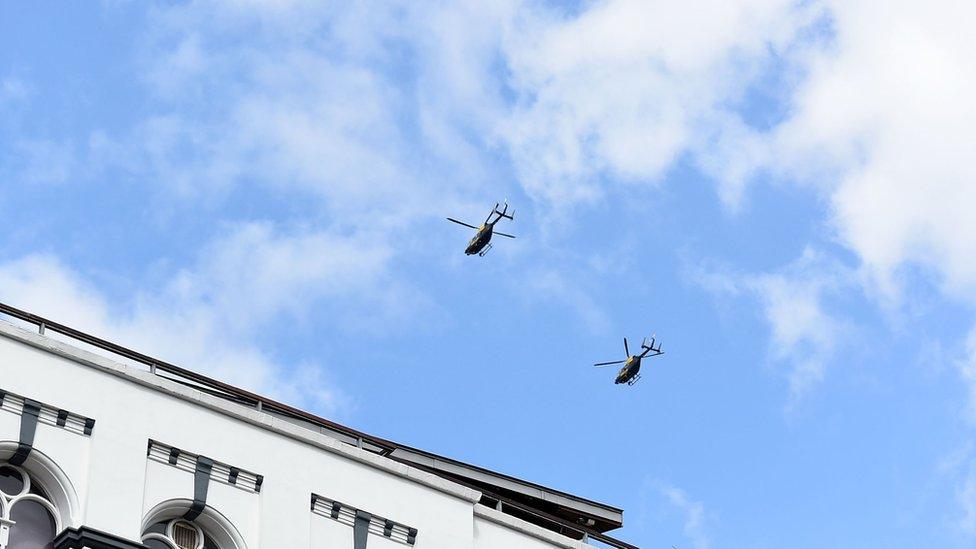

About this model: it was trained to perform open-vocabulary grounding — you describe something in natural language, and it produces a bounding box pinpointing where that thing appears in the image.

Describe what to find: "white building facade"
[0,303,636,549]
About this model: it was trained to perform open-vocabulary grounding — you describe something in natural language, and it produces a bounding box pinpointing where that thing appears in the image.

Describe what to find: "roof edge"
[474,504,595,549]
[391,445,624,518]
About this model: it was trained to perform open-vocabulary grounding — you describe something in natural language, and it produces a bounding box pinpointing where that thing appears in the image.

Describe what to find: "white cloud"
[954,453,976,538]
[0,255,110,331]
[3,139,79,185]
[522,268,610,333]
[696,249,851,403]
[760,1,976,303]
[659,484,711,549]
[959,467,976,536]
[957,329,976,427]
[0,77,28,105]
[125,0,495,226]
[498,0,816,209]
[750,253,847,401]
[0,221,404,416]
[119,0,824,217]
[167,222,395,330]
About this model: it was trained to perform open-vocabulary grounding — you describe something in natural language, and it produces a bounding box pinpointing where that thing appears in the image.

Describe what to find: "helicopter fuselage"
[465,225,493,255]
[615,356,641,384]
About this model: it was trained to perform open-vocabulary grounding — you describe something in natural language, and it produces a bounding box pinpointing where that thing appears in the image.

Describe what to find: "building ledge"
[54,526,148,549]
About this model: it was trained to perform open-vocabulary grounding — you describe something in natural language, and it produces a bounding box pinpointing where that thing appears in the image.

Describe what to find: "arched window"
[141,500,246,549]
[0,463,61,549]
[142,518,220,549]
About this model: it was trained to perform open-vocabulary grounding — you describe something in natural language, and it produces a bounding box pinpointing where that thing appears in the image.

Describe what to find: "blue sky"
[2,1,976,548]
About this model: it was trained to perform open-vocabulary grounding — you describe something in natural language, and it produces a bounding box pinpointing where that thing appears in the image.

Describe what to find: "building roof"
[0,301,636,549]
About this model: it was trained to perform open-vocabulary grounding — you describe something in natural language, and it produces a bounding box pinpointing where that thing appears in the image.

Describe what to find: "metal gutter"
[399,459,638,549]
[390,446,623,524]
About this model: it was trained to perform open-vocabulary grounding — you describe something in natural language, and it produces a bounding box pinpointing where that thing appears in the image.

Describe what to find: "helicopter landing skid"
[478,243,493,257]
[627,374,642,386]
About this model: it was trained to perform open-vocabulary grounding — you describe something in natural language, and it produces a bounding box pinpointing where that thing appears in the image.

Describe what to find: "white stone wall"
[0,322,593,549]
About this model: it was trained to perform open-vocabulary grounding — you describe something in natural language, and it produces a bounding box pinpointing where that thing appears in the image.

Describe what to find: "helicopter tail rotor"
[640,334,663,357]
[494,200,514,221]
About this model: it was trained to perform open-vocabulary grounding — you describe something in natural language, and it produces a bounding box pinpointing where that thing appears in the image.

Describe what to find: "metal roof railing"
[0,301,398,454]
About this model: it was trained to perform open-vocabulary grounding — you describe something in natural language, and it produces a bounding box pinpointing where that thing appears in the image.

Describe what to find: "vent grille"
[171,521,199,549]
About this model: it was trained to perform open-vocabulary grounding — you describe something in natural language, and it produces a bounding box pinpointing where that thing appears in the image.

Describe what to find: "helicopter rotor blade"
[623,337,630,357]
[446,218,479,230]
[594,360,626,367]
[493,231,516,239]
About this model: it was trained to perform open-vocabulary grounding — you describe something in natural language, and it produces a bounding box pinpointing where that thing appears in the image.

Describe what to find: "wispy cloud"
[936,443,976,538]
[522,268,610,333]
[658,483,712,549]
[956,328,976,427]
[124,0,496,223]
[498,0,819,210]
[694,248,853,404]
[750,252,849,401]
[4,138,79,185]
[0,221,411,416]
[761,2,976,306]
[116,0,827,217]
[0,76,28,105]
[957,461,976,537]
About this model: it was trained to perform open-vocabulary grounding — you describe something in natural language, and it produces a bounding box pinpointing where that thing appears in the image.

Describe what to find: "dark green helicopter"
[446,202,515,256]
[594,335,663,386]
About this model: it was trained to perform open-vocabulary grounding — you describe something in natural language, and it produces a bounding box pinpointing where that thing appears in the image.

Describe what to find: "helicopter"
[594,335,664,386]
[446,202,515,256]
